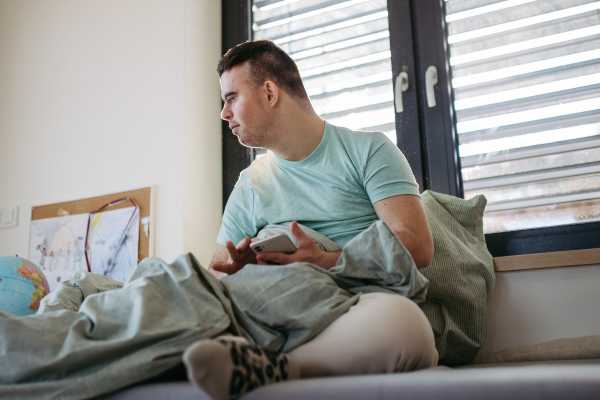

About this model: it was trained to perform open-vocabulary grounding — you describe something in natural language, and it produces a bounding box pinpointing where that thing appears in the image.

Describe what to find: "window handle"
[394,71,409,113]
[425,66,438,108]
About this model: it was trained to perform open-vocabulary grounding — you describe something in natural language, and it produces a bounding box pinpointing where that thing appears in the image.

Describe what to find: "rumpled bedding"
[0,220,428,400]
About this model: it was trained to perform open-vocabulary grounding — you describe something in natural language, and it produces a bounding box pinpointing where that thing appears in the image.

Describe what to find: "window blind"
[446,0,600,233]
[252,0,396,144]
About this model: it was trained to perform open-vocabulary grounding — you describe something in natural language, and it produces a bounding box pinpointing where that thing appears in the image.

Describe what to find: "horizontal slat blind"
[252,0,396,146]
[446,0,600,233]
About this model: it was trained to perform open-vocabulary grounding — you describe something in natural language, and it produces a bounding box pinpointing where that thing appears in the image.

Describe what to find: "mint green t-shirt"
[217,122,420,248]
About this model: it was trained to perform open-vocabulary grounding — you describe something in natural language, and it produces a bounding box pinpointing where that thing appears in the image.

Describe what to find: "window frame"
[402,0,462,198]
[221,0,254,210]
[220,0,600,257]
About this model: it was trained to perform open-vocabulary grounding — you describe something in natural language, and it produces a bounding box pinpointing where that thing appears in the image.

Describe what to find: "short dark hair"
[217,40,309,101]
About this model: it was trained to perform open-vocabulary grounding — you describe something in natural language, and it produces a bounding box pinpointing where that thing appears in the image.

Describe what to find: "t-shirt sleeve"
[216,176,258,246]
[363,132,420,204]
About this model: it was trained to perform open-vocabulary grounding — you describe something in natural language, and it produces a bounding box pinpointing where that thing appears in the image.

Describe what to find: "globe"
[0,256,50,317]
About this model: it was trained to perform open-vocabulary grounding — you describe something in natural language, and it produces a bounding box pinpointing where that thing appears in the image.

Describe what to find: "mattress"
[109,359,600,400]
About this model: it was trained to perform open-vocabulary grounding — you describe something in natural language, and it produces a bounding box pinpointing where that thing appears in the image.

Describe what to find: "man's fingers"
[211,262,234,275]
[237,237,252,250]
[257,252,291,265]
[225,241,239,259]
[290,221,312,246]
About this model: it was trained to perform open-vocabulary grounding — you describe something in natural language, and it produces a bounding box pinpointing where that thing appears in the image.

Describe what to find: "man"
[182,40,437,400]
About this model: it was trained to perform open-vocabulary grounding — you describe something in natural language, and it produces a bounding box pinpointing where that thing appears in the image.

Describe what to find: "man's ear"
[264,80,279,107]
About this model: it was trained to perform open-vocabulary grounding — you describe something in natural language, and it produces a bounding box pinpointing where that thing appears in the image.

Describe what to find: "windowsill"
[493,248,600,272]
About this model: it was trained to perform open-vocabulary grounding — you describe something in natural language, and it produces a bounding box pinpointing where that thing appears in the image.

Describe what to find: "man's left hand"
[255,221,341,270]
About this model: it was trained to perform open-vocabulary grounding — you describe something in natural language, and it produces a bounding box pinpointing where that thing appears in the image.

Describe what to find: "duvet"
[0,220,428,400]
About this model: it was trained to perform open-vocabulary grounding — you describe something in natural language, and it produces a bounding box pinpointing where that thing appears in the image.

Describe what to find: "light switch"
[0,206,18,228]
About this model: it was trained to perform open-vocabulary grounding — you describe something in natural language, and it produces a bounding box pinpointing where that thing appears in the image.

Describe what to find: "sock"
[182,335,300,400]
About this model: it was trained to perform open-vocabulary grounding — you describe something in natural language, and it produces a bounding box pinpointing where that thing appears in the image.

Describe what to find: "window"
[253,0,397,144]
[447,0,600,234]
[221,0,600,256]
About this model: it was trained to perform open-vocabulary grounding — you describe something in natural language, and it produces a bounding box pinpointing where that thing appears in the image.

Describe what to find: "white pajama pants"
[289,292,438,378]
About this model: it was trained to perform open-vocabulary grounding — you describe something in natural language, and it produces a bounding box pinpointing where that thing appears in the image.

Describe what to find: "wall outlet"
[0,206,18,228]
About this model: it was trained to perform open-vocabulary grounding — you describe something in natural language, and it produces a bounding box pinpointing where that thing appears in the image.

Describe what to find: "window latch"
[394,71,409,113]
[425,66,438,108]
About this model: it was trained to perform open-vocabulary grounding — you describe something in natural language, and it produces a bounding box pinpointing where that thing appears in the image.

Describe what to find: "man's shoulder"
[237,151,271,184]
[326,123,393,160]
[327,122,390,146]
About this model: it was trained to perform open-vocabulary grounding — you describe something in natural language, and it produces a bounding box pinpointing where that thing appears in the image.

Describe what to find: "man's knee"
[290,293,437,377]
[357,293,437,372]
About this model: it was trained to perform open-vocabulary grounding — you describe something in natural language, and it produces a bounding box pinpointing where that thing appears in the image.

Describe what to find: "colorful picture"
[88,206,139,283]
[28,214,89,291]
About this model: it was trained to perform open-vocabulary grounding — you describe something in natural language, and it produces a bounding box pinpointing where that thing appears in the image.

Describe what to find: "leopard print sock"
[183,335,300,400]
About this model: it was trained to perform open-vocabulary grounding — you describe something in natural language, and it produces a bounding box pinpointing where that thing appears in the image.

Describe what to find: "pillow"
[419,190,495,366]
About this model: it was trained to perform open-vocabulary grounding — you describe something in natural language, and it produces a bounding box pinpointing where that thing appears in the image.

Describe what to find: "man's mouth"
[229,125,240,134]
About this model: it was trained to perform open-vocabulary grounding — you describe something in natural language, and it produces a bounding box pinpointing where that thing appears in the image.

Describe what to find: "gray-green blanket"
[0,191,495,398]
[0,220,429,400]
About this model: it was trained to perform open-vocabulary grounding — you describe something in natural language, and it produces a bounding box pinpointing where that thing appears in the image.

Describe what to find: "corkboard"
[31,186,155,262]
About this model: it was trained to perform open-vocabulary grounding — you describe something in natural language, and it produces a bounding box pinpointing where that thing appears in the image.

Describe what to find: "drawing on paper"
[28,214,89,291]
[88,206,139,283]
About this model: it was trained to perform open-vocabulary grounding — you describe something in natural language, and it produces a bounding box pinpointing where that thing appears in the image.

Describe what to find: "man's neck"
[267,101,325,162]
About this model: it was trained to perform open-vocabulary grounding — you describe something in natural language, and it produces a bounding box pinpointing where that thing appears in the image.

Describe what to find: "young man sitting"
[182,40,438,400]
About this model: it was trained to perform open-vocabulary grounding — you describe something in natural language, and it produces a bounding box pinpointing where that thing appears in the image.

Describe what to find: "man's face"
[220,63,272,148]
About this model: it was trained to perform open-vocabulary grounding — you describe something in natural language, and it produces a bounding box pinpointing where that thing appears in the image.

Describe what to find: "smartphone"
[250,233,297,254]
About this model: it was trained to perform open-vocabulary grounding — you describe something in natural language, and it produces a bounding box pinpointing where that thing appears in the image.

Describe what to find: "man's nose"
[221,104,231,121]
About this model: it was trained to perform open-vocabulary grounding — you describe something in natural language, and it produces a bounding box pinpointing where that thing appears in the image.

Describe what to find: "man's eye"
[227,98,234,103]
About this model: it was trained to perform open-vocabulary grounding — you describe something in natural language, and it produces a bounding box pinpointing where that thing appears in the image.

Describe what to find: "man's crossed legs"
[183,292,437,400]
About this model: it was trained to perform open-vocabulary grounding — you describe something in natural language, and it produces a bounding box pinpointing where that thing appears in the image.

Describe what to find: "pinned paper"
[88,207,139,283]
[28,214,89,291]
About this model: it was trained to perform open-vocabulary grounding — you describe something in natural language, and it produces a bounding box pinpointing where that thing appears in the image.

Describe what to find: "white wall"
[479,264,600,355]
[0,0,222,267]
[183,0,224,266]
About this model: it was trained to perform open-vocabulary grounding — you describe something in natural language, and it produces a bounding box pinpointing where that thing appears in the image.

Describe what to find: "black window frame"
[221,0,254,209]
[220,0,600,257]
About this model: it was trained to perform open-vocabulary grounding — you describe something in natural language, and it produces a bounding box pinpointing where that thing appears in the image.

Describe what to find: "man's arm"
[373,194,433,269]
[214,195,433,271]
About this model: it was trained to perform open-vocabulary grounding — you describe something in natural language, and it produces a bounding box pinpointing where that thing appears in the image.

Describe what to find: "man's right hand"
[210,237,258,276]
